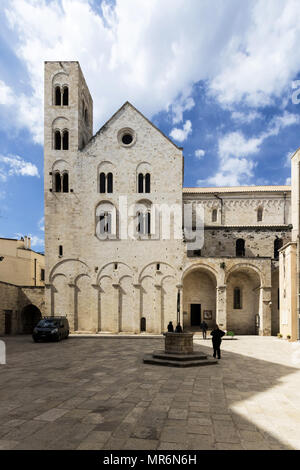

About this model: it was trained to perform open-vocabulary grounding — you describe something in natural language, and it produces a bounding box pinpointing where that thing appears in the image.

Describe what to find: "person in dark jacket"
[200,321,208,339]
[210,324,225,359]
[167,321,174,332]
[175,323,183,333]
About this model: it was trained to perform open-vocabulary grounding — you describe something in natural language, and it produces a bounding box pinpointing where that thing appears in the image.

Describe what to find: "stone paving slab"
[0,335,300,450]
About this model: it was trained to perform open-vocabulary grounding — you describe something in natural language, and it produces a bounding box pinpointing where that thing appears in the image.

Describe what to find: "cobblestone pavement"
[0,335,300,450]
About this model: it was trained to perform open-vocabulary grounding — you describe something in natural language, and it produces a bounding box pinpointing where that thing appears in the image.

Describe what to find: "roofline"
[183,185,291,193]
[0,237,45,256]
[87,101,182,151]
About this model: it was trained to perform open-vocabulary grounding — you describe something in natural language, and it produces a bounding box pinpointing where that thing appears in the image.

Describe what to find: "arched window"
[274,238,283,260]
[145,173,151,193]
[137,210,151,236]
[62,86,69,106]
[96,202,117,239]
[107,173,113,193]
[212,209,217,222]
[62,130,69,150]
[54,130,61,150]
[257,207,263,222]
[99,211,112,234]
[234,287,242,309]
[55,172,61,192]
[100,173,106,193]
[138,173,151,193]
[138,173,144,193]
[236,239,245,257]
[62,173,69,193]
[55,86,61,106]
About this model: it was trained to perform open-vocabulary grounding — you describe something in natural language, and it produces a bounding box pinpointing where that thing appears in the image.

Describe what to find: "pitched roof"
[89,101,183,151]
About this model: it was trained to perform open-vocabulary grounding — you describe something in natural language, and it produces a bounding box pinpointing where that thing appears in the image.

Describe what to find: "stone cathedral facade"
[44,61,300,339]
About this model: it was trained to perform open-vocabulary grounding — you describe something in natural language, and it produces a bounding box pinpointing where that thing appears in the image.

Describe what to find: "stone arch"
[139,261,175,283]
[51,273,69,318]
[182,262,219,285]
[21,304,42,334]
[183,265,217,330]
[97,261,133,283]
[225,263,264,286]
[226,265,261,335]
[50,259,89,284]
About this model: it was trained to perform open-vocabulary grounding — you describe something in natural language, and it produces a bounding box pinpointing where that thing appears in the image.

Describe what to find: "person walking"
[167,321,174,332]
[201,320,208,339]
[211,324,225,359]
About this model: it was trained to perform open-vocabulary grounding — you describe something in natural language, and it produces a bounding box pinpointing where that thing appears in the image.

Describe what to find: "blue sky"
[1,0,300,252]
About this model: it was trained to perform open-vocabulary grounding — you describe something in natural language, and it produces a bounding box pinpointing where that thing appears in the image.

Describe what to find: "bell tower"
[43,61,93,313]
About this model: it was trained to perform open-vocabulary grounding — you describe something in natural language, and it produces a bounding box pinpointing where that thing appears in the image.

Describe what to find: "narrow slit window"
[55,86,61,106]
[62,130,69,150]
[62,173,69,193]
[234,287,242,309]
[55,172,61,192]
[54,131,61,150]
[212,209,217,222]
[107,173,113,193]
[138,173,144,193]
[145,173,151,193]
[257,207,263,222]
[100,173,106,193]
[62,86,69,106]
[59,245,63,257]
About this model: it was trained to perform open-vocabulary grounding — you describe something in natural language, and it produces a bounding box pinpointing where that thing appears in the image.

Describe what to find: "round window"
[122,133,133,145]
[118,128,136,147]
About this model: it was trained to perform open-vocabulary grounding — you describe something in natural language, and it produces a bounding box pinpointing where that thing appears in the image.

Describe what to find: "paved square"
[0,335,300,450]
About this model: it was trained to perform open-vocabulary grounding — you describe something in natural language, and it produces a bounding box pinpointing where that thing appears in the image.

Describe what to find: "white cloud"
[169,120,192,143]
[38,217,44,232]
[0,80,14,105]
[209,0,300,107]
[30,235,44,249]
[2,0,300,146]
[200,110,299,186]
[231,111,262,124]
[0,155,39,178]
[195,149,205,159]
[286,177,291,185]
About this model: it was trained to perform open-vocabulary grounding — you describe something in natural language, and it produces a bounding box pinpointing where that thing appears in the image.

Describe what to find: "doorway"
[5,310,12,334]
[190,304,201,326]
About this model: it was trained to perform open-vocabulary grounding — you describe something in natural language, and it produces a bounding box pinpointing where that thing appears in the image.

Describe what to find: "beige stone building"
[0,237,45,335]
[0,236,45,287]
[42,60,300,339]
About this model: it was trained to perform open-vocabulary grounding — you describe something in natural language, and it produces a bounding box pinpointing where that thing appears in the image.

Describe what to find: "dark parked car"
[32,317,69,342]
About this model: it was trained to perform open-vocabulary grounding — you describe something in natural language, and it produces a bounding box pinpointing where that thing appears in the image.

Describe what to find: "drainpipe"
[214,194,223,225]
[34,258,37,287]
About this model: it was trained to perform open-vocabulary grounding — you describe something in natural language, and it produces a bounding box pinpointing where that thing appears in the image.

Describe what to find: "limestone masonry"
[2,60,300,339]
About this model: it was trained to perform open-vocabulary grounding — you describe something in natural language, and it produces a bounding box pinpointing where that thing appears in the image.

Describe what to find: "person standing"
[210,324,225,359]
[201,321,208,339]
[167,321,174,332]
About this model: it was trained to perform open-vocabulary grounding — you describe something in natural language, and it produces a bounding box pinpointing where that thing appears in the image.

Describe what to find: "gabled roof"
[88,101,183,151]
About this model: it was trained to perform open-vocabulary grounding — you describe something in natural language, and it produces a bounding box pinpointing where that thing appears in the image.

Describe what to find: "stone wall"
[0,281,45,335]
